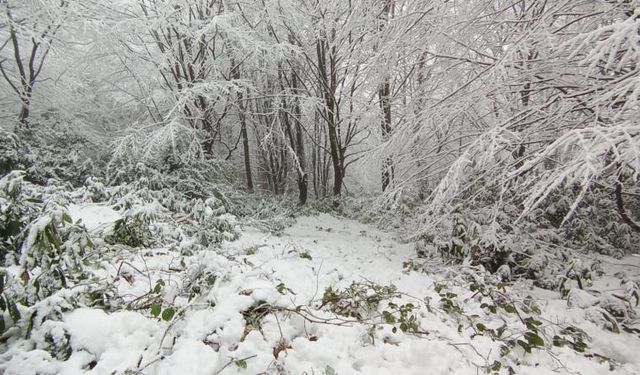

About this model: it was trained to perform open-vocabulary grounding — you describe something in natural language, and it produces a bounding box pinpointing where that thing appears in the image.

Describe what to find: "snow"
[567,288,599,308]
[64,309,161,374]
[154,340,219,375]
[3,208,640,375]
[67,204,121,232]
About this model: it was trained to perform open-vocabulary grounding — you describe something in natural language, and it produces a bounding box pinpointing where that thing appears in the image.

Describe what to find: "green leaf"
[552,335,565,347]
[517,339,532,353]
[8,301,20,323]
[299,252,313,260]
[235,359,247,369]
[206,274,217,286]
[601,312,620,333]
[524,317,542,331]
[44,227,61,252]
[153,281,164,294]
[382,311,396,324]
[275,282,296,296]
[525,332,544,347]
[476,323,486,332]
[53,267,67,288]
[490,360,501,372]
[150,303,161,317]
[62,212,72,224]
[85,237,94,249]
[161,307,175,321]
[324,365,337,375]
[400,322,408,333]
[496,325,506,338]
[572,341,588,353]
[503,304,516,314]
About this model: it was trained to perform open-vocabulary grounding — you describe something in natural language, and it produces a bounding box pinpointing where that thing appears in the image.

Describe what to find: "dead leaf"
[273,342,292,359]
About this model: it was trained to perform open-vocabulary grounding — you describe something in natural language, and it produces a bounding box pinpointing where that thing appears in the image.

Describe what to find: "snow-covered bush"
[320,282,400,320]
[0,125,98,186]
[1,172,38,262]
[105,215,152,248]
[106,181,240,249]
[415,193,629,291]
[81,177,109,203]
[107,121,233,192]
[0,131,27,176]
[0,172,95,342]
[407,2,640,286]
[190,197,239,245]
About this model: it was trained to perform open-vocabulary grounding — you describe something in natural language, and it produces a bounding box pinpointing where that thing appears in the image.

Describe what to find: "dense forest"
[1,0,639,374]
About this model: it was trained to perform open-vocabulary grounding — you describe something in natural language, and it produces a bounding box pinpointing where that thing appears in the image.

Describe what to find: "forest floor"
[3,205,640,375]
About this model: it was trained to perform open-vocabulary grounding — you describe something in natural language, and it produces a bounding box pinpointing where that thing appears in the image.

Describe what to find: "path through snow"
[224,214,467,374]
[3,209,640,375]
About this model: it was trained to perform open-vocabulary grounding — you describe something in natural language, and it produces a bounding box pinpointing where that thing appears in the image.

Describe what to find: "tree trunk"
[232,63,253,192]
[378,0,395,192]
[241,112,253,192]
[316,37,344,202]
[18,93,31,127]
[379,78,393,192]
[291,70,308,205]
[616,165,640,233]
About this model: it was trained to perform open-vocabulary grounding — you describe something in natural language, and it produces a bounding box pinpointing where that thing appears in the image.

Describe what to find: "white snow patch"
[64,308,161,373]
[67,204,120,232]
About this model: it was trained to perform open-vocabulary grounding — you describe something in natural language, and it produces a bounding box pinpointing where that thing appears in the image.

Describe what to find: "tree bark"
[616,166,640,233]
[379,78,393,192]
[240,109,253,192]
[18,91,32,127]
[378,0,395,192]
[316,36,344,203]
[291,71,308,205]
[232,61,254,192]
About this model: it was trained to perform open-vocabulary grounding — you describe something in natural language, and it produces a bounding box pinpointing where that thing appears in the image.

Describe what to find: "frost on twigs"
[408,2,640,294]
[514,125,640,226]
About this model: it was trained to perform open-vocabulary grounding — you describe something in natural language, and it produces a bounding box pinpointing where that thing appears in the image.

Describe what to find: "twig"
[309,260,323,304]
[213,355,257,375]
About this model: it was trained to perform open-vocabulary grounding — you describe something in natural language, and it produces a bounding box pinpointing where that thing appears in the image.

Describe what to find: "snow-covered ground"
[2,207,640,374]
[67,204,121,232]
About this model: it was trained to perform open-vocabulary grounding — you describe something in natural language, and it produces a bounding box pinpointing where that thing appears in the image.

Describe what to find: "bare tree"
[377,0,394,192]
[0,0,68,127]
